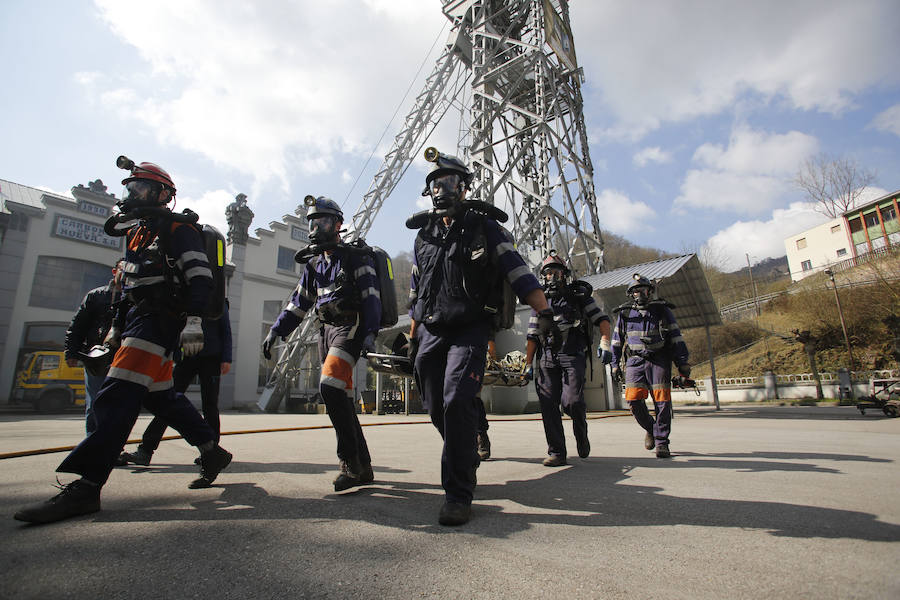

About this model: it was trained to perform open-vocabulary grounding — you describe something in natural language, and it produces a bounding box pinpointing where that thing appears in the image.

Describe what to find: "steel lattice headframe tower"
[259,0,603,411]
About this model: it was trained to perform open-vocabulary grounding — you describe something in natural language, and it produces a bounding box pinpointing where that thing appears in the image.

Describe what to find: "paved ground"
[0,405,898,599]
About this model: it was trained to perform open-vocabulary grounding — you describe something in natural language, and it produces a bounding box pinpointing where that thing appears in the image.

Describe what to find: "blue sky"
[2,0,899,271]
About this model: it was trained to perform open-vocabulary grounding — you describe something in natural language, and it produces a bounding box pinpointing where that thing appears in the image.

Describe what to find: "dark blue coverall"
[57,218,217,486]
[409,212,540,506]
[611,302,689,446]
[528,291,609,460]
[269,247,382,465]
[139,304,233,449]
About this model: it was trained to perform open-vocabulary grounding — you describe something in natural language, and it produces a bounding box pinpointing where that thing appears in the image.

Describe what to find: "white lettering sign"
[53,215,122,249]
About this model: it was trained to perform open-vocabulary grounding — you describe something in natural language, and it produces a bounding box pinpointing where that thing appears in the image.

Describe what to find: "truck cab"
[11,351,86,413]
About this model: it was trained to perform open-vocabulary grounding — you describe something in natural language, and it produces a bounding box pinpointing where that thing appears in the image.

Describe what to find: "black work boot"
[644,432,656,451]
[575,431,590,459]
[438,501,471,526]
[14,480,101,524]
[189,445,233,489]
[120,446,153,466]
[655,443,671,458]
[542,454,567,467]
[477,431,492,461]
[333,457,363,492]
[359,461,375,485]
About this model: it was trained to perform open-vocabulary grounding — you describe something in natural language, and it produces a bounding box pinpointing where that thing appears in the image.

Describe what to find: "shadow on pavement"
[57,450,900,543]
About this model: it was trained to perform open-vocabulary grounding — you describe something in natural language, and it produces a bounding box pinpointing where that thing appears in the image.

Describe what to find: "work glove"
[525,366,534,382]
[536,309,562,354]
[678,364,692,378]
[180,316,204,357]
[362,333,376,357]
[597,344,613,364]
[611,366,622,383]
[103,325,122,350]
[262,329,281,360]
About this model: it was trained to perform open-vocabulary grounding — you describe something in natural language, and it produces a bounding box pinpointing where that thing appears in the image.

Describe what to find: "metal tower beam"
[259,0,603,412]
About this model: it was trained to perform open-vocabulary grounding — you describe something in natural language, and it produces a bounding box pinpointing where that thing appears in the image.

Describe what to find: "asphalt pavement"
[0,405,898,599]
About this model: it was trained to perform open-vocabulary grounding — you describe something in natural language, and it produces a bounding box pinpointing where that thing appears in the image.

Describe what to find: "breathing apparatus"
[104,154,197,236]
[540,250,570,299]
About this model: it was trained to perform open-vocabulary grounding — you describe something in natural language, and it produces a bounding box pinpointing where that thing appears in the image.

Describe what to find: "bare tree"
[794,153,877,217]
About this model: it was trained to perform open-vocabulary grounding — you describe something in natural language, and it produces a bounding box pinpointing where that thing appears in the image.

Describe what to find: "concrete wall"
[785,217,849,281]
[0,194,121,402]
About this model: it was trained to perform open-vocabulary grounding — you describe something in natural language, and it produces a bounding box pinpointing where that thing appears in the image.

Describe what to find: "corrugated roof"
[582,254,721,330]
[0,177,69,212]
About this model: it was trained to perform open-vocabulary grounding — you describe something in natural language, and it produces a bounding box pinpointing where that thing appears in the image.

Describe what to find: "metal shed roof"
[581,254,721,330]
[0,177,69,213]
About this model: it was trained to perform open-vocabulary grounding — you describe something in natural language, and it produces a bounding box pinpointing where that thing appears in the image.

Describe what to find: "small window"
[801,260,812,271]
[836,248,847,257]
[831,225,841,234]
[277,246,296,272]
[882,206,897,222]
[848,217,863,233]
[864,212,879,228]
[796,238,807,250]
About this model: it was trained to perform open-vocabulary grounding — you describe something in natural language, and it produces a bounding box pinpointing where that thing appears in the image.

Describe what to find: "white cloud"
[675,127,819,214]
[88,0,442,191]
[177,189,238,236]
[570,1,900,140]
[633,146,672,167]
[704,186,890,271]
[596,189,656,235]
[704,202,828,271]
[871,103,900,138]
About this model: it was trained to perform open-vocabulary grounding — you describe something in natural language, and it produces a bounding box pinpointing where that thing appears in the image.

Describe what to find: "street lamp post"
[824,268,855,371]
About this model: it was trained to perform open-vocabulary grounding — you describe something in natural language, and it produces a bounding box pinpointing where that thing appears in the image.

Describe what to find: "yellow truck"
[11,351,86,413]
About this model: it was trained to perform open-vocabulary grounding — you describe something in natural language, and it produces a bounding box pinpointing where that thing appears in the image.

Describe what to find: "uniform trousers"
[414,323,487,505]
[139,354,223,451]
[318,322,371,464]
[624,355,673,443]
[535,351,587,458]
[57,310,215,486]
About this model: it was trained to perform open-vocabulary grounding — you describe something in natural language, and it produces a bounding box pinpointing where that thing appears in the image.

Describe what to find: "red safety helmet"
[540,252,569,275]
[121,162,176,194]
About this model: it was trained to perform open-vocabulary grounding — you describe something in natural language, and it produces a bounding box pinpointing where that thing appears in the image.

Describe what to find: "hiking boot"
[644,432,656,451]
[542,454,567,467]
[121,447,153,466]
[655,443,671,458]
[189,445,232,489]
[438,501,471,526]
[359,462,375,485]
[333,457,363,492]
[477,431,491,461]
[114,453,128,467]
[14,480,101,524]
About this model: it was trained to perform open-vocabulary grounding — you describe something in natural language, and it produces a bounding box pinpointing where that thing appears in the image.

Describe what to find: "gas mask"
[429,173,465,213]
[541,265,567,298]
[631,286,651,307]
[118,179,164,214]
[309,214,340,244]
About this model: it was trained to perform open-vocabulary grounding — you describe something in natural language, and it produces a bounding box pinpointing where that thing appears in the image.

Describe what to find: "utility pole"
[746,253,760,317]
[824,268,855,371]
